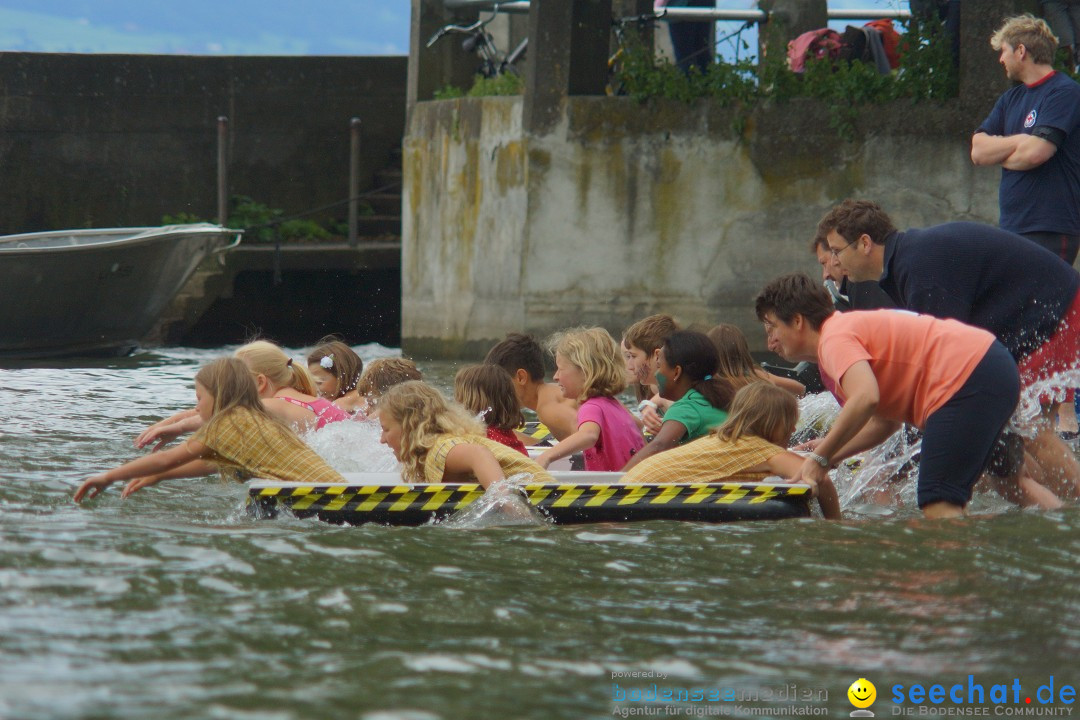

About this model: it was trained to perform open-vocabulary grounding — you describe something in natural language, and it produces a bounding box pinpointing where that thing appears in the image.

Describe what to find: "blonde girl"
[135,340,349,449]
[75,358,345,502]
[236,340,349,430]
[306,338,366,415]
[622,383,840,519]
[355,357,423,418]
[535,327,646,471]
[377,381,552,487]
[454,364,528,454]
[707,323,805,396]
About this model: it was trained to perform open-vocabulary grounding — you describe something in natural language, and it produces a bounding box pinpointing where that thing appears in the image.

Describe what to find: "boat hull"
[0,224,239,359]
[247,473,813,526]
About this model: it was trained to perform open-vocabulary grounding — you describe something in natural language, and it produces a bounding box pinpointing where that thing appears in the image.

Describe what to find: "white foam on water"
[301,416,400,474]
[439,473,552,529]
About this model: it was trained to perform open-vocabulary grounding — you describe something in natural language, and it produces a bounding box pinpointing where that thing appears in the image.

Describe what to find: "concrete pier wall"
[403,94,998,357]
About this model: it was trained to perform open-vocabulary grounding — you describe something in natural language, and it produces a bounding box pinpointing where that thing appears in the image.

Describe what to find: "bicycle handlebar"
[426,3,502,48]
[613,9,667,27]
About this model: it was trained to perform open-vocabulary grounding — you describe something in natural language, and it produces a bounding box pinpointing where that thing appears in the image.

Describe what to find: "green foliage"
[162,211,206,225]
[611,15,959,140]
[468,72,524,97]
[434,85,466,100]
[225,195,338,243]
[228,195,284,242]
[433,72,524,101]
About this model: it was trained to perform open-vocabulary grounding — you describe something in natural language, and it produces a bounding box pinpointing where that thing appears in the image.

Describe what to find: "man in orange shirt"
[754,273,1041,519]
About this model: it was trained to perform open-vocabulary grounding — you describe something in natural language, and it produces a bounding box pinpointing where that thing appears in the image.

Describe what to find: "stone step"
[362,192,402,217]
[354,214,401,236]
[375,166,402,189]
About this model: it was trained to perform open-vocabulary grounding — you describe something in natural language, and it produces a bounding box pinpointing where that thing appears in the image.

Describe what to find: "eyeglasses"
[828,239,856,258]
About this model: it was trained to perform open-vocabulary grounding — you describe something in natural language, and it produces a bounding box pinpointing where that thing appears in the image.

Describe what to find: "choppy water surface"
[1,347,1078,720]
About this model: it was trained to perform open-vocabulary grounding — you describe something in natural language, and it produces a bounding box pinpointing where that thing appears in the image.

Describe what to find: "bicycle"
[426,3,528,79]
[607,9,667,96]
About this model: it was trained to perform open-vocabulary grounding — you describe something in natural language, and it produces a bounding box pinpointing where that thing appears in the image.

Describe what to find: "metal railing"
[441,2,910,22]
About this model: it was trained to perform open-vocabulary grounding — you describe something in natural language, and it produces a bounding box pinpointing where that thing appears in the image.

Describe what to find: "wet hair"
[454,364,524,432]
[623,314,680,354]
[356,358,423,405]
[660,330,735,411]
[716,382,798,447]
[194,358,294,449]
[379,381,485,483]
[234,340,317,396]
[306,338,364,399]
[816,199,897,247]
[707,324,765,391]
[195,357,268,419]
[992,14,1058,65]
[484,333,546,382]
[755,273,836,332]
[547,327,627,402]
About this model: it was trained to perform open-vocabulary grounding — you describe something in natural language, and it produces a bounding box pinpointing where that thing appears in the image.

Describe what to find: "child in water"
[75,358,345,502]
[623,314,680,433]
[622,383,841,519]
[621,331,734,472]
[355,357,423,418]
[377,381,552,487]
[135,340,349,449]
[707,323,805,396]
[306,338,366,415]
[535,327,646,471]
[454,364,528,455]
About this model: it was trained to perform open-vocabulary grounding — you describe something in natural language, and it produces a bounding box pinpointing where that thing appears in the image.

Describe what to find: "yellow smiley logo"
[848,678,877,709]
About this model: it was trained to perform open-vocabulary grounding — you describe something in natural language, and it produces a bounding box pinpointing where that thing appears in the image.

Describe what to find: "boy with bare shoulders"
[484,333,579,444]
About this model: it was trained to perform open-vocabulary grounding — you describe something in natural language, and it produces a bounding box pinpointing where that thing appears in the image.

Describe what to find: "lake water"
[1,346,1078,720]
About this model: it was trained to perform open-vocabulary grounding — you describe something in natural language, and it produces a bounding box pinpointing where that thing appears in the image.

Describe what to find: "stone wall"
[403,93,1000,357]
[0,53,407,233]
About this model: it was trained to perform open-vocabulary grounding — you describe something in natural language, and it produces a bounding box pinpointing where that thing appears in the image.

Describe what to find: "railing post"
[757,0,827,69]
[348,117,362,248]
[217,115,229,227]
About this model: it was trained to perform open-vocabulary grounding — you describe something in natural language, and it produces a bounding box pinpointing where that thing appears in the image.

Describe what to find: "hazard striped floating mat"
[246,472,813,526]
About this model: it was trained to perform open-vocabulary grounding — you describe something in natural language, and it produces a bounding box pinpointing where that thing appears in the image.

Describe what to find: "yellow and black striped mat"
[247,478,812,526]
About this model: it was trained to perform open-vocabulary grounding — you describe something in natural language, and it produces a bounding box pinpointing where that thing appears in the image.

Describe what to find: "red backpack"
[787,28,843,73]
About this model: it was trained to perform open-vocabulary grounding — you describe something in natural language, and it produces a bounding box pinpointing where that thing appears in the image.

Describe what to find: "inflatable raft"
[246,472,813,526]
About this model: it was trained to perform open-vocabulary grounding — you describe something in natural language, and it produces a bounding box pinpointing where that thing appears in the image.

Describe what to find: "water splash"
[1013,368,1080,435]
[301,418,399,474]
[439,473,552,529]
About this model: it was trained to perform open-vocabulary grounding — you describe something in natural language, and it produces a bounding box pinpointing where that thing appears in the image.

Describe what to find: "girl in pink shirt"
[536,327,646,471]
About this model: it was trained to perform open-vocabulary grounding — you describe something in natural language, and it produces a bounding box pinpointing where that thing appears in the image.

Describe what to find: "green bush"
[612,16,959,139]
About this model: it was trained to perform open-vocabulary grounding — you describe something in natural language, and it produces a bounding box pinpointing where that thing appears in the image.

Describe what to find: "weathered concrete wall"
[403,95,999,357]
[403,98,529,358]
[0,53,407,233]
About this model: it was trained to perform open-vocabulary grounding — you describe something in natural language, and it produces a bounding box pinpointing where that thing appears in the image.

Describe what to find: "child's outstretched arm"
[535,421,600,469]
[620,420,686,472]
[135,410,204,450]
[121,459,218,498]
[74,439,207,503]
[443,443,506,489]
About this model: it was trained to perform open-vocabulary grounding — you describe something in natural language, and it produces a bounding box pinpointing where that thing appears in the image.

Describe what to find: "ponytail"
[662,331,735,411]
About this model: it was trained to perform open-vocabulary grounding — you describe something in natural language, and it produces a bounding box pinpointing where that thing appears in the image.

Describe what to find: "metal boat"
[0,223,241,359]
